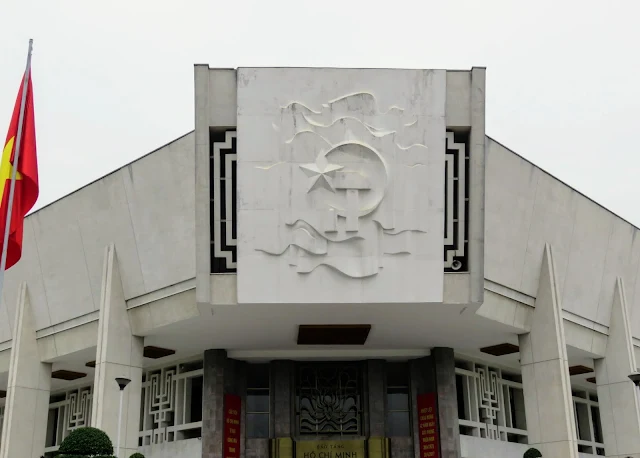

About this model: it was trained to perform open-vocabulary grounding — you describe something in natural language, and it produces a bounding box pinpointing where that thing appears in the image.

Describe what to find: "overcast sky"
[1,0,639,223]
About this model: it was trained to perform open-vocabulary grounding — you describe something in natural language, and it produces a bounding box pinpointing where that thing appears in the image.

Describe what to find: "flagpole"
[0,39,34,302]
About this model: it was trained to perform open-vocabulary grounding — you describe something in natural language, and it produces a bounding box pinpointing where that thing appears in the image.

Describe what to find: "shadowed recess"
[52,370,87,381]
[297,324,372,345]
[143,345,176,359]
[479,343,519,356]
[569,365,594,376]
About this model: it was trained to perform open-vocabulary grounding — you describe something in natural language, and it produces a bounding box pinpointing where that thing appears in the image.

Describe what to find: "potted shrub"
[129,454,145,458]
[523,448,542,458]
[56,426,115,457]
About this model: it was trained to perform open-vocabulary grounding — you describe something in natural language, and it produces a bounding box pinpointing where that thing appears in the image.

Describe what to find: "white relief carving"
[254,93,430,279]
[237,68,446,304]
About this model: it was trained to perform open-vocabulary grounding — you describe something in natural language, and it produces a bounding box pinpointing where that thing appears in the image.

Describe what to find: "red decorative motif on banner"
[224,394,241,458]
[417,393,439,458]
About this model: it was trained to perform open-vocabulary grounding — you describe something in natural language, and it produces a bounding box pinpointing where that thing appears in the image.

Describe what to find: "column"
[271,360,293,458]
[203,349,227,458]
[410,351,461,458]
[367,360,389,458]
[0,282,52,458]
[594,277,640,458]
[411,356,434,458]
[518,244,578,458]
[91,244,143,458]
[367,360,386,437]
[432,348,461,458]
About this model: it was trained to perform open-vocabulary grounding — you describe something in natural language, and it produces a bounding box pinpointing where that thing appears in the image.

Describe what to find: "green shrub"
[57,427,115,457]
[129,453,145,458]
[524,448,542,458]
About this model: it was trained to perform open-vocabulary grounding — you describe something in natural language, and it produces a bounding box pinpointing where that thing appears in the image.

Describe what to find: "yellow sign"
[296,440,365,458]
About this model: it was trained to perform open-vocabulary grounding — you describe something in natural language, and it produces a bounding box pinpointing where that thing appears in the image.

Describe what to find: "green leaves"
[56,427,114,457]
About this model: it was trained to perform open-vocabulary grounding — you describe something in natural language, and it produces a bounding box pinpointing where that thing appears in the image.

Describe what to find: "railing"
[43,385,93,454]
[139,359,204,446]
[455,360,528,443]
[572,390,605,455]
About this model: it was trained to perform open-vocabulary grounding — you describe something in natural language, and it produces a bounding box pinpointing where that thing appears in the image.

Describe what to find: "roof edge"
[487,134,640,232]
[28,130,195,217]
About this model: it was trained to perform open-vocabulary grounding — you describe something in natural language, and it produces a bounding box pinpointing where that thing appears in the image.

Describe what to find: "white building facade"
[0,66,639,458]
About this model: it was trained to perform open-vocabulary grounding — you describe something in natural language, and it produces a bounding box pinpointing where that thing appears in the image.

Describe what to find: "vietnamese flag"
[0,72,39,270]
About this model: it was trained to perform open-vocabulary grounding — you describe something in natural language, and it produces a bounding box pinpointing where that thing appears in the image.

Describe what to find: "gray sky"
[1,0,639,223]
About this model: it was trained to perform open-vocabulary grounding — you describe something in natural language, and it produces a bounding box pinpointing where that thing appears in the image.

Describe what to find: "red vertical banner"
[224,394,241,458]
[417,393,439,458]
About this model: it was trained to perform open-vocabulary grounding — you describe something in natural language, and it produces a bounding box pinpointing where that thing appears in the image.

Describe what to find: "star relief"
[299,155,343,193]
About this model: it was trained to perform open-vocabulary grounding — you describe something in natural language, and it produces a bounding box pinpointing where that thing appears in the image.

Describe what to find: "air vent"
[52,370,87,381]
[480,343,519,356]
[297,325,372,345]
[85,361,96,368]
[143,346,176,359]
[569,365,593,376]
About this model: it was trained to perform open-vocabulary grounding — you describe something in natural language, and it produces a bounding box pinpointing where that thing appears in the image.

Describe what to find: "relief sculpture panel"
[237,68,446,304]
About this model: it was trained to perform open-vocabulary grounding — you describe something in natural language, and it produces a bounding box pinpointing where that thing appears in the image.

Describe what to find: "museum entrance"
[295,362,364,438]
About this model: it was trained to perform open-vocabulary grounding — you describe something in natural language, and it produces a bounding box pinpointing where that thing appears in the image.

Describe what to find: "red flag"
[0,73,39,269]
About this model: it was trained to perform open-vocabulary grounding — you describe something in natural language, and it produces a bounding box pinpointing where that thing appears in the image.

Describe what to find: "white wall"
[485,138,640,337]
[0,132,196,342]
[461,436,595,458]
[139,438,201,458]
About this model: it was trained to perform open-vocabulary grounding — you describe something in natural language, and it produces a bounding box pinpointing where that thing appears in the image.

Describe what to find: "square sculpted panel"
[237,68,446,304]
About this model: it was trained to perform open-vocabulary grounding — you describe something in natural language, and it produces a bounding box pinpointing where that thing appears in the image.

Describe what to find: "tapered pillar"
[91,244,143,457]
[518,244,578,458]
[594,277,640,458]
[0,282,51,458]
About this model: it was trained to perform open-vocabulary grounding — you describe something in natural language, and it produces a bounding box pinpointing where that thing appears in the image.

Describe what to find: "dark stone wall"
[246,439,270,458]
[205,354,460,458]
[202,349,227,458]
[271,360,294,437]
[432,348,460,458]
[410,350,461,458]
[367,360,386,437]
[203,351,247,458]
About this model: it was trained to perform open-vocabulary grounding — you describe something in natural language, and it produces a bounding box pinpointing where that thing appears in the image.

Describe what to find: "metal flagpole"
[0,39,34,301]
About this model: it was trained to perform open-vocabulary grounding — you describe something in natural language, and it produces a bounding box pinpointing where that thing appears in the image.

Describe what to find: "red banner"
[417,393,439,458]
[224,394,241,458]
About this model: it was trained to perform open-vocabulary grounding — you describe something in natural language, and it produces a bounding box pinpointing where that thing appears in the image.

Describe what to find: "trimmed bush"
[57,427,115,457]
[130,454,146,458]
[524,448,542,458]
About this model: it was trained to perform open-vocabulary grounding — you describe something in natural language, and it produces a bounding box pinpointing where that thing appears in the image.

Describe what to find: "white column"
[518,244,579,458]
[0,282,51,458]
[594,277,640,458]
[91,244,143,457]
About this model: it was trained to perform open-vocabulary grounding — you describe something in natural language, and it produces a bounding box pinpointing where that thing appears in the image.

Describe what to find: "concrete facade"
[0,65,638,458]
